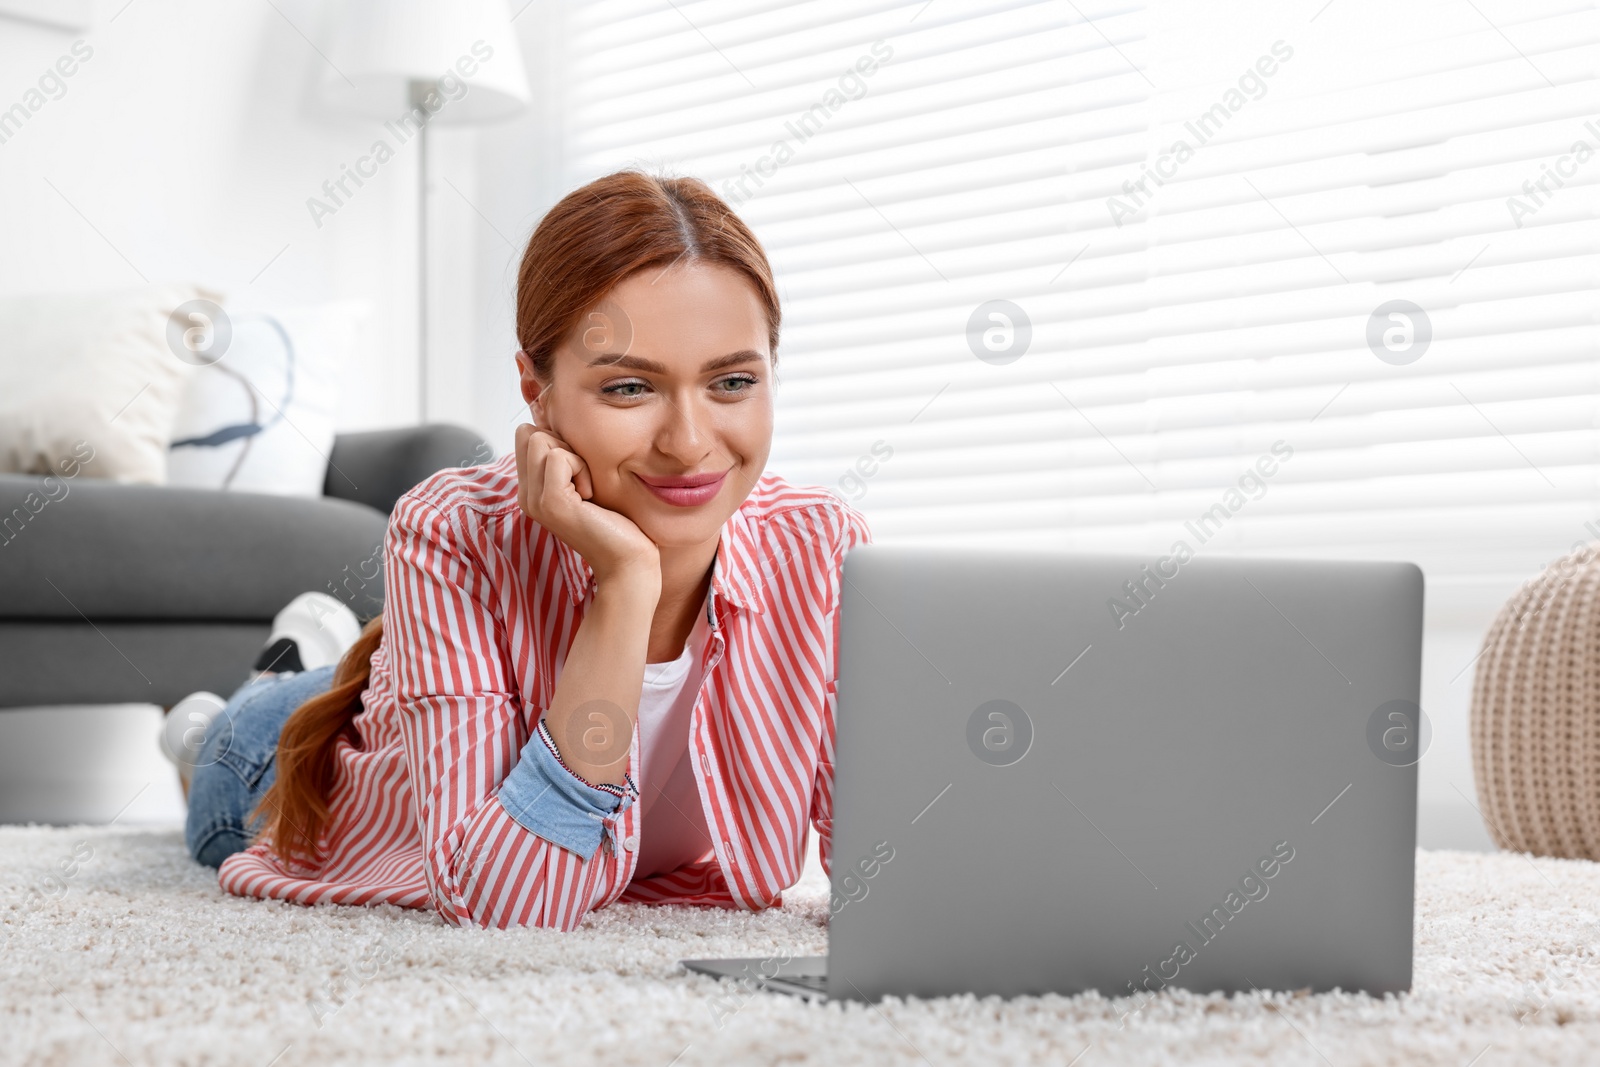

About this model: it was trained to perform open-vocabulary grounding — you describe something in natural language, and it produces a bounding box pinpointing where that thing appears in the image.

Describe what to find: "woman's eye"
[602,375,758,399]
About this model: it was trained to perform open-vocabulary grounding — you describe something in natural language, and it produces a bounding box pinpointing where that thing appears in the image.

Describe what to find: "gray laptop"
[683,545,1423,1003]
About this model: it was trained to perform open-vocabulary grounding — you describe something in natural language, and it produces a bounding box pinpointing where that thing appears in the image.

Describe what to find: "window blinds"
[562,0,1600,619]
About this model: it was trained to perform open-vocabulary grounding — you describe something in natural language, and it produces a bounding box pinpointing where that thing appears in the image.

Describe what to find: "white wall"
[0,0,498,436]
[1418,622,1497,850]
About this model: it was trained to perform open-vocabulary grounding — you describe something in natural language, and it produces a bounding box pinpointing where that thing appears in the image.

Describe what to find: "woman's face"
[517,262,775,552]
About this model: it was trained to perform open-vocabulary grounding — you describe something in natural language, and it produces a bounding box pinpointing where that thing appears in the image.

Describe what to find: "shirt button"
[623,835,638,852]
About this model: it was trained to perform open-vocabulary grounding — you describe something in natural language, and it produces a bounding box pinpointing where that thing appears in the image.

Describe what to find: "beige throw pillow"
[0,283,219,484]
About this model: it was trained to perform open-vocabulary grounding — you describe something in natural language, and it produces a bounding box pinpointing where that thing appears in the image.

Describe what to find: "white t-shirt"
[631,599,715,880]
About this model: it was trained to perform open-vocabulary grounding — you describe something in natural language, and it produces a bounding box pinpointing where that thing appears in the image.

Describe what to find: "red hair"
[252,169,781,868]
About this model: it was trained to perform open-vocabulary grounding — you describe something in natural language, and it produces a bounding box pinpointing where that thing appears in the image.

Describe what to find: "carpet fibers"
[3,825,1600,1066]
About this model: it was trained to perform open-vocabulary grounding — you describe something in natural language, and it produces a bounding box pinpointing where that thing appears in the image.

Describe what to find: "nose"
[653,390,719,467]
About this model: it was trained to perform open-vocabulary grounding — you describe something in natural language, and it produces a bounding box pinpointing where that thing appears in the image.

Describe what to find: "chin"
[633,503,729,544]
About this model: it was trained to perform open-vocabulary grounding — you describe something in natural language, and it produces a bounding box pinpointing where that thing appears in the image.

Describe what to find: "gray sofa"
[0,424,493,710]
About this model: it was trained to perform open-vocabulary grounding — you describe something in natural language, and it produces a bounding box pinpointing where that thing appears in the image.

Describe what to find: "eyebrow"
[584,349,766,374]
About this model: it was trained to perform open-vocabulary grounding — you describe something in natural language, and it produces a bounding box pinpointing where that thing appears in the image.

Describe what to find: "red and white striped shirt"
[217,453,871,930]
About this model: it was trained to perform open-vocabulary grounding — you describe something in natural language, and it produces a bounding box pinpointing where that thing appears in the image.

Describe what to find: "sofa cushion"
[166,301,369,497]
[0,283,218,485]
[0,474,387,622]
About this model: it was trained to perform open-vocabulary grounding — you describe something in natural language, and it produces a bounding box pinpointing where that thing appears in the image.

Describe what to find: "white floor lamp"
[321,0,531,425]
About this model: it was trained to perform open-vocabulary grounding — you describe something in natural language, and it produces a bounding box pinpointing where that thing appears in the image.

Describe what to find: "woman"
[177,169,872,930]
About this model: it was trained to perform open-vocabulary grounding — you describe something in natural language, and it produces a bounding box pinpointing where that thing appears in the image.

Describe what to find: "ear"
[514,349,547,422]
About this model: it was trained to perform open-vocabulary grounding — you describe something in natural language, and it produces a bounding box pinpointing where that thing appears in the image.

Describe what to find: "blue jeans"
[185,665,336,868]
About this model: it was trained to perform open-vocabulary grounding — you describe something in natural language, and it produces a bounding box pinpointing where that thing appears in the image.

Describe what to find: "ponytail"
[249,615,385,870]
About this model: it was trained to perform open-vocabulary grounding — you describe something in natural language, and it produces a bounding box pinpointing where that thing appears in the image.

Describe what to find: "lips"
[635,469,729,507]
[636,470,728,489]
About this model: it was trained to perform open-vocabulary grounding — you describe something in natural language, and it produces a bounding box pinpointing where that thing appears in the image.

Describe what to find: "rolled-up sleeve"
[499,719,634,860]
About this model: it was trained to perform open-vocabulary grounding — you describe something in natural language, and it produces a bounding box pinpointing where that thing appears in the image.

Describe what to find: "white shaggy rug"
[4,826,1600,1066]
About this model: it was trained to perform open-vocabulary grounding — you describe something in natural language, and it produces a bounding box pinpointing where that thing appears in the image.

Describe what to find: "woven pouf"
[1471,541,1600,858]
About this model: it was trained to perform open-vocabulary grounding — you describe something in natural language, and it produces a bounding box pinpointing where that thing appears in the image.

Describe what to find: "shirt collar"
[552,503,767,617]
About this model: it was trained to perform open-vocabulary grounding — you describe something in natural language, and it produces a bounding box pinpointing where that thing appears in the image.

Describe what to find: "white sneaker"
[252,591,363,678]
[160,690,228,785]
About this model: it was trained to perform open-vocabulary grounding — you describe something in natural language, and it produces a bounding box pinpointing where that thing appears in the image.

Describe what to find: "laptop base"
[681,956,828,1001]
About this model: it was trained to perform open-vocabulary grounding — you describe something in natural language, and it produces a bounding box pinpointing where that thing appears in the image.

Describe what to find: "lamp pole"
[411,79,435,426]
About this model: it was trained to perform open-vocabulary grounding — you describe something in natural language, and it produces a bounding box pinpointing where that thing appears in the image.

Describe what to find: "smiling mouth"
[635,470,730,489]
[634,469,730,507]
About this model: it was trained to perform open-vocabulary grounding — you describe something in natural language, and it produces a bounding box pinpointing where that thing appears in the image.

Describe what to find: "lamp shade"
[319,0,531,124]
